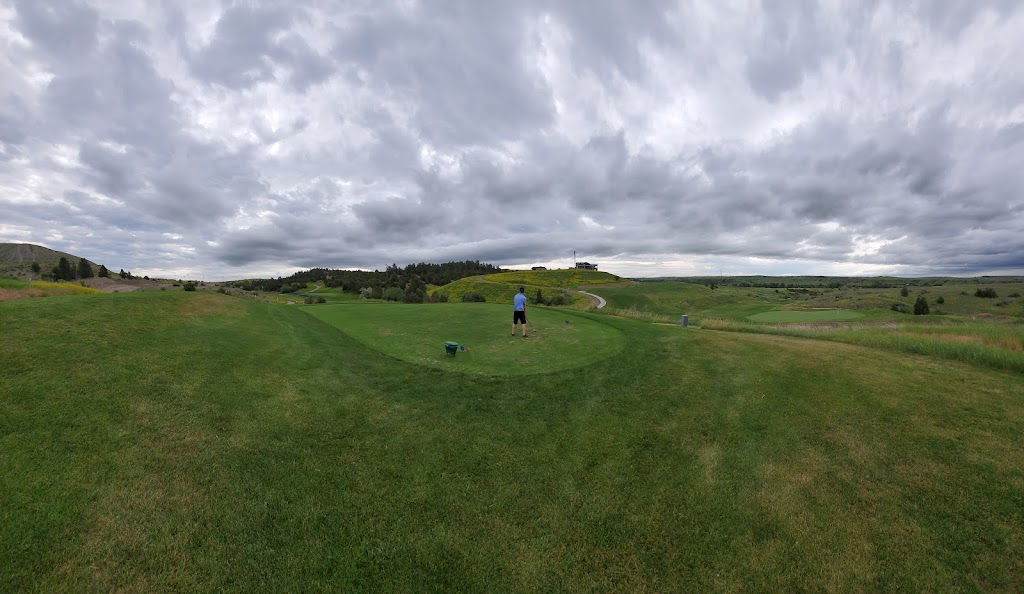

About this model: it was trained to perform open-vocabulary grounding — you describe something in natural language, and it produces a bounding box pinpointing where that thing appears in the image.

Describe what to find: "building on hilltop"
[575,262,598,270]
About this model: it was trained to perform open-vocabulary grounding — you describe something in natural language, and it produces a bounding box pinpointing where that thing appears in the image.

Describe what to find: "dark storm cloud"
[744,0,832,101]
[11,0,100,60]
[331,2,554,146]
[2,1,1023,278]
[183,3,335,91]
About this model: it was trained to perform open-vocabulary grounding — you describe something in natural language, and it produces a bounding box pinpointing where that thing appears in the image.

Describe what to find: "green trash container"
[444,341,459,357]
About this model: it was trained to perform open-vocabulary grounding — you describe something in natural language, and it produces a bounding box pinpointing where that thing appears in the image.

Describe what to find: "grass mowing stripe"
[303,302,625,375]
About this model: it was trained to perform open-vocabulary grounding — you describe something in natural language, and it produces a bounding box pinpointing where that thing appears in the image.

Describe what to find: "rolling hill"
[0,243,101,279]
[431,268,625,307]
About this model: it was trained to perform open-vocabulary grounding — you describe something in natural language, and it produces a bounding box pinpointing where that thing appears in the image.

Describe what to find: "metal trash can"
[680,315,688,327]
[444,341,459,357]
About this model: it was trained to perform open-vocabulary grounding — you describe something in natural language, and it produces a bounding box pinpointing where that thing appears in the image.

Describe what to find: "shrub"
[975,288,998,298]
[1010,293,1021,298]
[900,286,909,297]
[461,292,486,302]
[891,303,909,313]
[359,287,373,299]
[913,295,930,315]
[550,293,568,306]
[304,295,325,305]
[383,287,404,302]
[183,281,197,291]
[217,287,228,294]
[316,296,326,304]
[935,296,945,304]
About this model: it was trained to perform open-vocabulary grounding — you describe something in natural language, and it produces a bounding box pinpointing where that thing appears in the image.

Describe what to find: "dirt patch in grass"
[83,277,163,293]
[0,288,44,301]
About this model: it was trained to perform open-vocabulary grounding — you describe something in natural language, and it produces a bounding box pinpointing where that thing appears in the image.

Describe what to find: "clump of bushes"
[530,289,570,306]
[935,296,945,304]
[183,281,197,291]
[891,302,909,314]
[975,288,998,298]
[461,293,486,302]
[304,296,327,304]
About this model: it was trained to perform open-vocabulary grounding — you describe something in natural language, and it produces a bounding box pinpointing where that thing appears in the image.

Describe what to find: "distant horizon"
[5,240,1022,284]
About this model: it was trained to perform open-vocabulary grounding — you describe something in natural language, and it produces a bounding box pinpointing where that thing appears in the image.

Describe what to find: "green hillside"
[430,268,619,307]
[484,268,622,288]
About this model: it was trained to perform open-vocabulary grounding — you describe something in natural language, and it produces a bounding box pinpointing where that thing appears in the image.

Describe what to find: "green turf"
[2,291,1023,591]
[748,309,866,322]
[303,302,624,375]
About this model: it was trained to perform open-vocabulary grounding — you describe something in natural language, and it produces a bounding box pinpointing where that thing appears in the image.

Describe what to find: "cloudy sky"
[1,1,1022,280]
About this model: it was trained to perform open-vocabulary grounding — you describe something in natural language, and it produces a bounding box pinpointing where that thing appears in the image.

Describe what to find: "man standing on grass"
[512,286,528,338]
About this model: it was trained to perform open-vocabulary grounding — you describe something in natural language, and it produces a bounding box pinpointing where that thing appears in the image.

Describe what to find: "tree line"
[41,257,131,282]
[228,260,504,301]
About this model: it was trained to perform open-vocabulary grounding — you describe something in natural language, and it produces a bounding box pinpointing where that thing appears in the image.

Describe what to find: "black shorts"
[513,310,526,324]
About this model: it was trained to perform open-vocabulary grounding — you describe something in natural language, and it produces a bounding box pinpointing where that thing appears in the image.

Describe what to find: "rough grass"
[701,317,1024,374]
[748,309,866,322]
[3,291,1023,592]
[0,279,104,300]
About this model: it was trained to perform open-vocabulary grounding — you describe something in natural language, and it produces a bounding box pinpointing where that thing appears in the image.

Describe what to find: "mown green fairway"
[2,291,1023,592]
[304,302,624,375]
[748,309,866,322]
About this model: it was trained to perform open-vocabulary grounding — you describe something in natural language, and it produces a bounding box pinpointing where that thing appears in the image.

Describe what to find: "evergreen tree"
[56,257,75,281]
[77,258,94,279]
[98,265,109,278]
[31,262,41,274]
[913,295,930,315]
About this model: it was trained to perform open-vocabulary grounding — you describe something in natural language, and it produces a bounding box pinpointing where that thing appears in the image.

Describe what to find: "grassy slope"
[431,269,616,307]
[594,281,789,319]
[596,279,1024,320]
[2,291,1023,591]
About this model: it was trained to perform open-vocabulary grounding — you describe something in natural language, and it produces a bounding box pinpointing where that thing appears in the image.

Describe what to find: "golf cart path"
[578,290,606,308]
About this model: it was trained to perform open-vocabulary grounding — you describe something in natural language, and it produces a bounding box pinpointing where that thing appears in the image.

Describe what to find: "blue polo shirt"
[513,292,527,311]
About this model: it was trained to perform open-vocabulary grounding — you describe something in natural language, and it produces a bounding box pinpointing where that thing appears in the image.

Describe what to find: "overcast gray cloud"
[1,0,1022,279]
